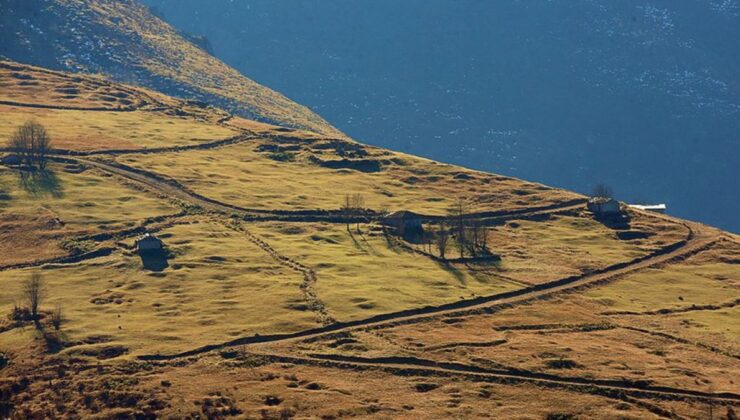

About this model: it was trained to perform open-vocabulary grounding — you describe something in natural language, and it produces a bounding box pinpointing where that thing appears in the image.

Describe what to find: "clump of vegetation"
[60,238,96,255]
[414,383,439,393]
[51,304,63,331]
[267,151,296,162]
[545,358,580,369]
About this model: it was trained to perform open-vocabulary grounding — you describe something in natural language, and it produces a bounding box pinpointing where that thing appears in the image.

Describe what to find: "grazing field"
[0,163,178,265]
[0,219,319,356]
[249,222,519,321]
[118,138,581,215]
[1,60,737,419]
[455,214,686,284]
[0,105,239,151]
[584,244,739,313]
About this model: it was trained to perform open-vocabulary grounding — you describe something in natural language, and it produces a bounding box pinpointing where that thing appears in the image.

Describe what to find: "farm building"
[383,210,424,241]
[136,233,163,252]
[587,197,621,216]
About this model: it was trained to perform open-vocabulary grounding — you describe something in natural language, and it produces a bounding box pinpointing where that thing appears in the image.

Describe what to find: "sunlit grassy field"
[0,164,178,265]
[118,140,580,215]
[0,105,238,151]
[584,261,738,312]
[249,222,519,321]
[0,219,319,356]
[487,214,688,284]
[0,164,176,230]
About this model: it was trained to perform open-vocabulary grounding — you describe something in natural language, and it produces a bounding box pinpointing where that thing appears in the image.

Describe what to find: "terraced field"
[0,61,737,419]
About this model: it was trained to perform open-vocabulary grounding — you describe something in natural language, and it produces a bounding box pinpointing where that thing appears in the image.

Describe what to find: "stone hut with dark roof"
[383,210,424,241]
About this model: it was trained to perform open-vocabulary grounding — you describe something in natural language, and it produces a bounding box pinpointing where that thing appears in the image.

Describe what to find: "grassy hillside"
[0,62,737,418]
[0,0,344,137]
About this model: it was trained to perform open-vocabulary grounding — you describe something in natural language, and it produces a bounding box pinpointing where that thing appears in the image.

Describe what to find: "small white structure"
[629,204,667,214]
[587,197,621,216]
[136,233,163,252]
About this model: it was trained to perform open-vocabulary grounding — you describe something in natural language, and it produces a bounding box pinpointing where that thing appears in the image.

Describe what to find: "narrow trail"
[139,222,720,361]
[602,298,740,317]
[64,156,587,225]
[225,220,335,326]
[245,352,739,406]
[0,212,186,272]
[620,326,739,360]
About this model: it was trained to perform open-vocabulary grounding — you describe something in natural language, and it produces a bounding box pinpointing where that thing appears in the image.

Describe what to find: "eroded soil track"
[139,221,720,361]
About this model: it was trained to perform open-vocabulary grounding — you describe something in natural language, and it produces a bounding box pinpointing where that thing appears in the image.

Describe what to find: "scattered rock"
[264,395,282,406]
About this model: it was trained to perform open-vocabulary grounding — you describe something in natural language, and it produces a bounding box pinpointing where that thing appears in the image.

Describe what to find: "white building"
[628,204,667,214]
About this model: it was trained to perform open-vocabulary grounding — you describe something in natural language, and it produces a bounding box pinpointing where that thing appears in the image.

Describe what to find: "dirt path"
[63,157,588,225]
[225,220,335,326]
[139,222,719,360]
[249,352,739,406]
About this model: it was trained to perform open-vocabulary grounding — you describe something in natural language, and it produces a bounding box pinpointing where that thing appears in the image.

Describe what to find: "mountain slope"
[141,0,740,233]
[0,60,738,419]
[0,0,345,137]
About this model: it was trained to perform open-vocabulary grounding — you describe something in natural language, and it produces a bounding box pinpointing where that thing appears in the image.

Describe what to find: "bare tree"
[51,303,63,330]
[342,193,365,232]
[8,120,52,169]
[350,193,365,232]
[341,194,353,231]
[591,183,613,199]
[23,273,45,319]
[434,225,451,259]
[467,222,484,257]
[448,198,469,258]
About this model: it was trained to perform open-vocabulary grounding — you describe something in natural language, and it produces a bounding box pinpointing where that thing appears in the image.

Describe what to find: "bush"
[267,151,296,162]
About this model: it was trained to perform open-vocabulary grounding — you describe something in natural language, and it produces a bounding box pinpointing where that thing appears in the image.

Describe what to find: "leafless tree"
[449,198,469,258]
[8,120,52,169]
[351,193,365,232]
[467,222,483,257]
[342,193,365,232]
[591,183,613,199]
[434,225,451,259]
[341,194,353,230]
[23,273,45,319]
[51,303,63,330]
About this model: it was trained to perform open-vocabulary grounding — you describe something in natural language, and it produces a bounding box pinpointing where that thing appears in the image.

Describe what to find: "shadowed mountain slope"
[0,0,344,137]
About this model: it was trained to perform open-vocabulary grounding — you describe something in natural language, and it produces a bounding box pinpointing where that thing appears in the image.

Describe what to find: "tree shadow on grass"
[436,260,467,287]
[18,168,64,199]
[347,228,370,254]
[139,249,170,272]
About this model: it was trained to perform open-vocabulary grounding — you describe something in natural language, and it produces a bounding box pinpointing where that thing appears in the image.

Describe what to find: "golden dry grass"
[0,164,177,233]
[249,222,519,321]
[1,57,737,419]
[0,105,238,151]
[0,219,319,356]
[118,138,581,215]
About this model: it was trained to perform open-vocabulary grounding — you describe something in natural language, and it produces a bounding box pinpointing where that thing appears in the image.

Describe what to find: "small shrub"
[414,383,438,393]
[51,304,63,330]
[546,414,575,420]
[545,359,580,369]
[267,152,296,162]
